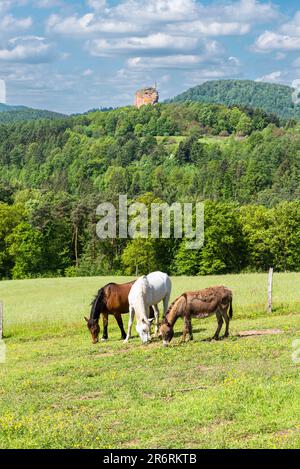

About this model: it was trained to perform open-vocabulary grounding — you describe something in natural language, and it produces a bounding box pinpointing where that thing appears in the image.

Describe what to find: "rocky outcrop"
[134,87,159,108]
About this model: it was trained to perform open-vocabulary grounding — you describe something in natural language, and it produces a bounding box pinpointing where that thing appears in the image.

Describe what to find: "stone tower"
[134,86,159,108]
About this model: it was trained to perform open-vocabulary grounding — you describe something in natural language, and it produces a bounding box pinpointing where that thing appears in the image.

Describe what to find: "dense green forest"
[0,103,66,123]
[0,102,299,279]
[169,80,300,121]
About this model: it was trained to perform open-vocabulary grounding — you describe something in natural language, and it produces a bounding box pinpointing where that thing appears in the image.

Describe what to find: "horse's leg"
[212,310,223,340]
[221,307,230,338]
[152,304,160,337]
[102,312,109,341]
[114,312,127,340]
[124,306,134,343]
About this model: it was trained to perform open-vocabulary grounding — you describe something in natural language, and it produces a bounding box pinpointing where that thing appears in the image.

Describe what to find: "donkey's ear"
[84,316,89,323]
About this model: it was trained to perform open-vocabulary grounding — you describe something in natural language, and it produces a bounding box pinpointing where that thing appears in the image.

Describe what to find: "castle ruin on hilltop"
[134,86,159,108]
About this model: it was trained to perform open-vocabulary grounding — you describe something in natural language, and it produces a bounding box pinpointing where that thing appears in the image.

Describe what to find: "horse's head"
[159,319,174,346]
[136,317,153,344]
[85,288,105,344]
[85,317,100,344]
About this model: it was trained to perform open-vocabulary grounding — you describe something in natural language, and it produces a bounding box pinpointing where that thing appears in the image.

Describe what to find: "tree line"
[0,195,299,279]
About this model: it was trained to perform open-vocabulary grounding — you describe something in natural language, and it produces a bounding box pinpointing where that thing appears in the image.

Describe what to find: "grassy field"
[0,273,299,449]
[155,135,233,154]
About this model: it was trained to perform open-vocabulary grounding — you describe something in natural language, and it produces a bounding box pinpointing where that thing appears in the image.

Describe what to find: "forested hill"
[169,80,300,120]
[0,102,299,279]
[0,103,66,123]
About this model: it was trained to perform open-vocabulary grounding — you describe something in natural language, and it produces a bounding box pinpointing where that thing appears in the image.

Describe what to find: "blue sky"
[0,0,300,113]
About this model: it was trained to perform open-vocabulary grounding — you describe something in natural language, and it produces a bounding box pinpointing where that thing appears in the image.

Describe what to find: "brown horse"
[159,286,233,346]
[85,281,155,343]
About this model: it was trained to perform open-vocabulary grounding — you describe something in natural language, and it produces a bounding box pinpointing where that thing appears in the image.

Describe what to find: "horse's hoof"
[101,338,108,342]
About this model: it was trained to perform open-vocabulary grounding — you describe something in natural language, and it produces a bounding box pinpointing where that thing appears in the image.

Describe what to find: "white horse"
[124,271,172,344]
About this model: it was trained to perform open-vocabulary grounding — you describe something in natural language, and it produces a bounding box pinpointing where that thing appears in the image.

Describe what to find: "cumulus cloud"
[82,68,93,76]
[47,0,278,38]
[86,0,107,10]
[88,33,199,56]
[0,37,55,63]
[0,1,28,13]
[255,71,283,83]
[47,13,139,35]
[0,14,32,32]
[254,31,300,52]
[167,20,250,37]
[253,10,300,53]
[0,79,6,103]
[35,0,64,7]
[228,56,240,66]
[221,0,278,22]
[128,54,216,70]
[280,11,300,36]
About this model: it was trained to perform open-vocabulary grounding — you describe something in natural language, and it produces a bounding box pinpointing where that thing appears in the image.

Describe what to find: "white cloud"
[88,33,199,56]
[255,71,283,83]
[0,14,32,32]
[0,79,6,103]
[167,20,250,36]
[228,56,240,66]
[185,69,236,82]
[275,52,286,61]
[254,31,300,51]
[0,1,28,13]
[128,55,211,69]
[86,0,107,10]
[47,0,278,38]
[83,68,93,76]
[112,0,197,23]
[47,13,139,35]
[0,37,54,63]
[221,0,278,22]
[280,11,300,36]
[35,0,64,7]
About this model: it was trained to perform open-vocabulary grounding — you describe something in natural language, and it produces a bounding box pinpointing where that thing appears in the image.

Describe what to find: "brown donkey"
[160,286,233,346]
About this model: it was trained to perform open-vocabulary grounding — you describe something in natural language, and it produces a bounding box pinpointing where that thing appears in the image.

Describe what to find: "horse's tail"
[228,296,233,320]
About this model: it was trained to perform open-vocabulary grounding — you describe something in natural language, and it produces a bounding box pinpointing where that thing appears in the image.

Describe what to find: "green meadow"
[0,273,299,449]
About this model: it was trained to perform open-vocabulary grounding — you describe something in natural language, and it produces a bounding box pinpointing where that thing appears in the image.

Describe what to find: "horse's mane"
[90,284,113,320]
[141,275,149,296]
[133,275,149,321]
[164,293,187,322]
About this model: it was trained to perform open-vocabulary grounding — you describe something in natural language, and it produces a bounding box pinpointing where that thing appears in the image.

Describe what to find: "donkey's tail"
[228,297,233,320]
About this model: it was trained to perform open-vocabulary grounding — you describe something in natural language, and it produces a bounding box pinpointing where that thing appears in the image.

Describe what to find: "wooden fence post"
[268,268,273,313]
[0,301,3,340]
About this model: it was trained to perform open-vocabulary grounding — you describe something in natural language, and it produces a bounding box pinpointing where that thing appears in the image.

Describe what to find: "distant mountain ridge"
[169,80,300,120]
[0,102,66,123]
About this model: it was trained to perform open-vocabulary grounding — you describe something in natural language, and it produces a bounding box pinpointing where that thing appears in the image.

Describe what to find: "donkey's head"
[85,317,100,344]
[159,319,174,346]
